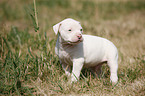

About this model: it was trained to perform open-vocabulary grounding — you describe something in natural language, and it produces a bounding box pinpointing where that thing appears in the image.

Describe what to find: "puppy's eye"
[80,29,83,31]
[68,29,71,31]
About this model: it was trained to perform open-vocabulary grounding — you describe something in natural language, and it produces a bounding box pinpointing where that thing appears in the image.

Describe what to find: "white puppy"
[53,18,118,83]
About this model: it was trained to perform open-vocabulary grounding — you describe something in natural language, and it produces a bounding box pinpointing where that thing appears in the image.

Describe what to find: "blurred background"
[0,0,145,95]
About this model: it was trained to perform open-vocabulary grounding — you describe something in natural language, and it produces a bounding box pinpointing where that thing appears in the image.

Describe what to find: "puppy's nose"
[77,35,82,40]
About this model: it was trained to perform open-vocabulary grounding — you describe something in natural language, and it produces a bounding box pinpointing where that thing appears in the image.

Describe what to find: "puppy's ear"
[53,23,61,35]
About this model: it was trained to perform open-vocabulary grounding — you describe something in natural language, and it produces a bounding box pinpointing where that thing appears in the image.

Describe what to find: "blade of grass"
[28,47,34,58]
[2,37,12,53]
[33,0,39,32]
[25,0,39,32]
[1,37,3,58]
[35,56,39,76]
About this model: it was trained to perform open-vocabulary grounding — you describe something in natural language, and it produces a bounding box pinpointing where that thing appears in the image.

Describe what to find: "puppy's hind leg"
[107,59,118,83]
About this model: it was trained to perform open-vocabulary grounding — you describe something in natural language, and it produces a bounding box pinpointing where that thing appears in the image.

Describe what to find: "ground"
[0,0,145,95]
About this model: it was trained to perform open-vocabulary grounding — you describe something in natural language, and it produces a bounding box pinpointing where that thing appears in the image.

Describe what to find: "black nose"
[77,35,82,39]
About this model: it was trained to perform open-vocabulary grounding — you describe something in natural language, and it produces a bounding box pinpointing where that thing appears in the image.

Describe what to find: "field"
[0,0,145,95]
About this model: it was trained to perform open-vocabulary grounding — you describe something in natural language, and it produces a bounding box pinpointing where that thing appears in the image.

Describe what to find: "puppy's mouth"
[67,39,83,45]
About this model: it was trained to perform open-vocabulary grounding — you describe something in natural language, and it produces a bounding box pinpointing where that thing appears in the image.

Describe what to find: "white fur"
[53,18,118,83]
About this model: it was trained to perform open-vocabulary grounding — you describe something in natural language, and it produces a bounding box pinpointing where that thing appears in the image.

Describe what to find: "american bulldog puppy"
[53,18,118,83]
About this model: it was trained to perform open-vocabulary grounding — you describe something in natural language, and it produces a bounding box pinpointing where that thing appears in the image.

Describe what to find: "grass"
[0,0,145,95]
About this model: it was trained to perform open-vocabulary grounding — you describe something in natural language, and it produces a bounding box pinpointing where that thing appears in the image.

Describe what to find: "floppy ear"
[53,23,61,35]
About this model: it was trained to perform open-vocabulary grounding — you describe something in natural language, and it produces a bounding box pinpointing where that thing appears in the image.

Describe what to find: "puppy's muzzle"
[77,34,83,43]
[77,35,82,40]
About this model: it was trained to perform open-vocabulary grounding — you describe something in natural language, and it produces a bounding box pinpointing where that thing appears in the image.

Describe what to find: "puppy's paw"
[110,74,118,84]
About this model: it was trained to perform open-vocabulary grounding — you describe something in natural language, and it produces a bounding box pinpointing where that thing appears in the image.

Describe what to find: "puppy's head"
[53,18,83,44]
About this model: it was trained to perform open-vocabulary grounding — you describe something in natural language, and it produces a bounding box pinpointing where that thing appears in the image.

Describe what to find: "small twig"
[33,0,39,32]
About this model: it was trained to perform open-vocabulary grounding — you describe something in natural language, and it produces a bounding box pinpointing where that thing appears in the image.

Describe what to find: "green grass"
[0,29,59,95]
[0,0,145,95]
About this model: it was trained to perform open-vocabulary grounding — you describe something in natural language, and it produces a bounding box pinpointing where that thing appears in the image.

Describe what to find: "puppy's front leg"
[71,58,84,83]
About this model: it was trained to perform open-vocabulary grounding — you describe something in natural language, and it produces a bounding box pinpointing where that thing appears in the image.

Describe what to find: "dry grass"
[0,0,145,95]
